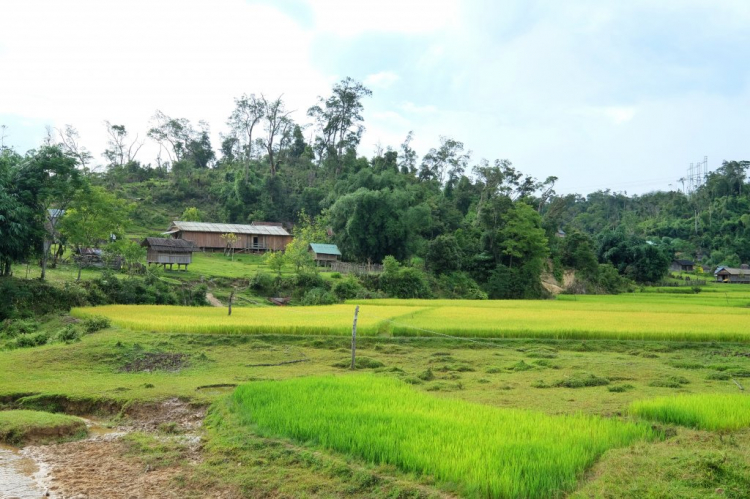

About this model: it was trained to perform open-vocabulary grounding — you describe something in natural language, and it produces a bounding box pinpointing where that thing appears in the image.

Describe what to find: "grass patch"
[0,410,87,445]
[544,373,610,389]
[630,394,750,431]
[230,375,658,499]
[332,356,384,370]
[649,376,690,388]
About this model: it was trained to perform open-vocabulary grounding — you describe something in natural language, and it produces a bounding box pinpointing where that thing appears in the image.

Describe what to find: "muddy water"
[0,419,123,499]
[0,444,46,499]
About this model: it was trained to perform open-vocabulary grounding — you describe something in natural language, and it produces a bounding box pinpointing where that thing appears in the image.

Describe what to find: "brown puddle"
[0,443,46,498]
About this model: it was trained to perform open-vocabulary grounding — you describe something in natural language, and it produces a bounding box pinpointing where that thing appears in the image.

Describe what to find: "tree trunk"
[77,264,82,282]
[41,240,50,280]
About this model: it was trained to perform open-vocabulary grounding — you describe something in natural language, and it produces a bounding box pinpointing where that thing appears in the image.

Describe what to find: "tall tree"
[147,111,194,165]
[307,77,372,174]
[0,149,41,276]
[17,146,85,280]
[57,125,93,173]
[419,136,471,190]
[498,202,549,270]
[260,95,293,177]
[398,131,417,175]
[103,122,143,168]
[227,94,265,182]
[59,186,131,280]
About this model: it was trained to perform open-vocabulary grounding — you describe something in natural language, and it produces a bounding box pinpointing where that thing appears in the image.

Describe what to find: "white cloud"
[0,0,330,160]
[364,71,400,89]
[401,102,438,114]
[305,0,459,37]
[574,106,638,125]
[602,106,637,124]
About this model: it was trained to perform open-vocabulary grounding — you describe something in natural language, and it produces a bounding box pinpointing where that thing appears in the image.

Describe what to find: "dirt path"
[205,293,223,307]
[17,400,234,499]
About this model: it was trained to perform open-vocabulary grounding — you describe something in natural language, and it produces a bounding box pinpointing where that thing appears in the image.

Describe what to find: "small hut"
[714,265,750,284]
[670,259,695,272]
[141,237,197,271]
[308,243,341,267]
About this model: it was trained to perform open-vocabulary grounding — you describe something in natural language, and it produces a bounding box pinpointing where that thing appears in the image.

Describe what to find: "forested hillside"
[3,77,749,299]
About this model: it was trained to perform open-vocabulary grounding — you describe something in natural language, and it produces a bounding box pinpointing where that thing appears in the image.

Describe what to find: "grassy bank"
[0,410,87,445]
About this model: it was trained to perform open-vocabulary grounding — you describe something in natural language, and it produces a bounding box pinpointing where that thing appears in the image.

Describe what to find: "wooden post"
[350,305,360,370]
[228,289,235,316]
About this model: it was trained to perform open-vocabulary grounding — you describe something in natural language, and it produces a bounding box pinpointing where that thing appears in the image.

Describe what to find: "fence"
[328,261,384,275]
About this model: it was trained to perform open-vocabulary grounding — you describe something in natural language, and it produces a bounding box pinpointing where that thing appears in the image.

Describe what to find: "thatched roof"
[141,237,197,253]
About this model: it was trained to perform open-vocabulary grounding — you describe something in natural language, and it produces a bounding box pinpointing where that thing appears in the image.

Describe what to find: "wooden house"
[714,265,750,284]
[141,237,197,271]
[309,243,341,266]
[670,259,695,272]
[165,221,292,252]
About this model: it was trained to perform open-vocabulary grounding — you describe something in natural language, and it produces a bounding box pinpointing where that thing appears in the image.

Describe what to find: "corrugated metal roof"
[142,237,197,253]
[309,243,341,256]
[170,221,290,236]
[715,267,748,276]
[673,259,694,266]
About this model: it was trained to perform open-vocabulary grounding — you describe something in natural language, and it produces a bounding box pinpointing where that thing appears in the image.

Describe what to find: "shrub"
[81,315,111,334]
[553,373,610,388]
[330,272,342,279]
[0,319,39,339]
[331,277,363,301]
[13,332,50,348]
[0,278,88,320]
[249,272,275,295]
[437,272,488,300]
[379,262,432,299]
[54,325,81,344]
[301,288,337,306]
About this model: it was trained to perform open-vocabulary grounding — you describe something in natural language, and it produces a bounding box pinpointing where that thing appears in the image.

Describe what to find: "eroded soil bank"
[1,399,233,499]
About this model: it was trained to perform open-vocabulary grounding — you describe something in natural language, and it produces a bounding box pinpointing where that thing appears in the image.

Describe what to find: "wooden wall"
[177,231,292,251]
[146,248,192,264]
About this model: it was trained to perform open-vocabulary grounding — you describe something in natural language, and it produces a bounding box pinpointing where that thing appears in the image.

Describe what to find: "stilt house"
[141,237,197,271]
[165,221,292,252]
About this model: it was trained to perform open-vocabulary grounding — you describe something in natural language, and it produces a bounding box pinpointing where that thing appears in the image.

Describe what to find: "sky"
[1,0,749,195]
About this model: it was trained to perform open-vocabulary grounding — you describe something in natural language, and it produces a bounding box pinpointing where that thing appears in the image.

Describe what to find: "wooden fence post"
[351,305,360,370]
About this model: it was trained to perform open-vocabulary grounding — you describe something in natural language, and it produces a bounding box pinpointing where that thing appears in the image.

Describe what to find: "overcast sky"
[2,0,749,195]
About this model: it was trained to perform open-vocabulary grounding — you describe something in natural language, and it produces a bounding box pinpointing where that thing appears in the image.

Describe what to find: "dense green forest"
[2,77,749,301]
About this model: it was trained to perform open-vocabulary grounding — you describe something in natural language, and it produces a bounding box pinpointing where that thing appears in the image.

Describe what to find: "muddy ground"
[3,400,234,499]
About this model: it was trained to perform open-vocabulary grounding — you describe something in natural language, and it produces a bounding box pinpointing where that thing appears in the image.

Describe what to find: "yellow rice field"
[71,304,425,336]
[73,289,750,342]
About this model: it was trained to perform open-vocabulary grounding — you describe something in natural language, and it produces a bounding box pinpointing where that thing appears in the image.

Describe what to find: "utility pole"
[350,306,360,370]
[228,289,235,316]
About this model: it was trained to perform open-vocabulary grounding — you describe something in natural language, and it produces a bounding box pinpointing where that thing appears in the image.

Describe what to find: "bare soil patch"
[120,352,190,373]
[21,399,233,498]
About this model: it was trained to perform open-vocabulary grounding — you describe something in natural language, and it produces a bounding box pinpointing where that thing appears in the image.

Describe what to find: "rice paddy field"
[231,375,658,498]
[73,284,750,342]
[7,282,750,497]
[630,393,750,431]
[71,304,427,335]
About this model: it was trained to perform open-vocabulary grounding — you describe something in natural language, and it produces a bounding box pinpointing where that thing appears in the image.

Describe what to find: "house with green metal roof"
[308,243,341,266]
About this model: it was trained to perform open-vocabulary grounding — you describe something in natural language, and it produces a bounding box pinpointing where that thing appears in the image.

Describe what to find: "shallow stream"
[0,443,46,499]
[0,417,123,499]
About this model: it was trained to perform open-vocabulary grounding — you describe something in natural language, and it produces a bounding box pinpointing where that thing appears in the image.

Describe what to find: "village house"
[165,221,292,252]
[308,243,342,267]
[141,237,197,271]
[714,265,750,284]
[670,259,695,272]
